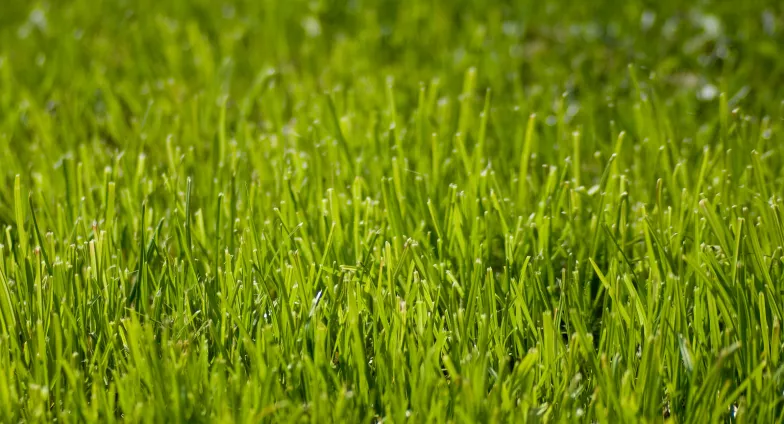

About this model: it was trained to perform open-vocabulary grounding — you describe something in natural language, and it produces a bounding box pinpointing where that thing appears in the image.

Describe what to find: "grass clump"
[1,0,784,422]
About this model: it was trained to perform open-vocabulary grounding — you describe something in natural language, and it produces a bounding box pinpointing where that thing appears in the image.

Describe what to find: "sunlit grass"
[1,1,783,422]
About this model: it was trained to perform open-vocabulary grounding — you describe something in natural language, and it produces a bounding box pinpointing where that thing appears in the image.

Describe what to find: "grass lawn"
[1,0,784,422]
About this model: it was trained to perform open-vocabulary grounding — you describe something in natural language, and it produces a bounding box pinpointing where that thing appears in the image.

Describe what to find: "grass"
[1,0,784,422]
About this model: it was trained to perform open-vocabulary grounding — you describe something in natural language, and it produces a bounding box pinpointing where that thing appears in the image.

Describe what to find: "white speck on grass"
[698,84,718,101]
[302,16,321,37]
[762,11,777,36]
[566,103,580,120]
[662,17,679,39]
[641,11,656,31]
[696,13,723,39]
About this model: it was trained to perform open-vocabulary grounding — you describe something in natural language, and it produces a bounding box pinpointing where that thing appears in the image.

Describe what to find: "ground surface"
[1,0,784,422]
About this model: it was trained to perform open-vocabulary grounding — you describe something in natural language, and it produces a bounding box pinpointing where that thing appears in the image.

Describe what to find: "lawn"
[1,0,783,422]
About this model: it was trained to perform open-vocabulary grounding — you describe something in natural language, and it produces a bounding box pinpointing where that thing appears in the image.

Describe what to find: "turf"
[1,0,784,422]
